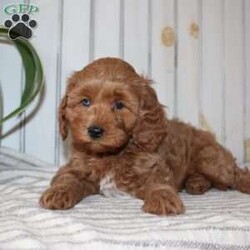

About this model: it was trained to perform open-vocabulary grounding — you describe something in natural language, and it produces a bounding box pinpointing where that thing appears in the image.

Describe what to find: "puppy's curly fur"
[40,58,250,215]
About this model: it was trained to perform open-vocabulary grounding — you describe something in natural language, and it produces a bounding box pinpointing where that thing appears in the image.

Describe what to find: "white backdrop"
[0,0,249,166]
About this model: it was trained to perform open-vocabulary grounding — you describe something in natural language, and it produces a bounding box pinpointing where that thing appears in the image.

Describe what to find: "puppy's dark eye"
[81,97,91,107]
[113,101,124,110]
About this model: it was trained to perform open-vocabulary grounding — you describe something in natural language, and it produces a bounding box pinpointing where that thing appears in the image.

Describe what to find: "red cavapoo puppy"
[40,57,250,215]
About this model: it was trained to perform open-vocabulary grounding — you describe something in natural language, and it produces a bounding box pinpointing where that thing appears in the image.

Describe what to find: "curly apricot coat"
[40,57,250,215]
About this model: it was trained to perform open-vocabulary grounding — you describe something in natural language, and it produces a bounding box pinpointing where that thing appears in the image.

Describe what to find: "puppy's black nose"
[88,125,104,139]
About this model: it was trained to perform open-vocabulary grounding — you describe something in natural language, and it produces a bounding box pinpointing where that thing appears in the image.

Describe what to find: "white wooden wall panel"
[0,0,249,165]
[176,0,200,126]
[61,0,91,92]
[0,45,22,151]
[93,0,120,59]
[124,0,149,73]
[59,0,91,165]
[244,0,250,163]
[23,0,60,164]
[151,0,175,118]
[0,0,22,151]
[224,0,244,163]
[201,0,224,143]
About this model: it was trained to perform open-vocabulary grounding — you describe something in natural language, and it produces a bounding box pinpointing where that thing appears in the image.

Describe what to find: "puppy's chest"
[99,173,128,197]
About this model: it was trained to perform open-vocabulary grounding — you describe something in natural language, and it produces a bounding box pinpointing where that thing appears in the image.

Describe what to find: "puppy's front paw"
[142,189,185,215]
[40,185,81,210]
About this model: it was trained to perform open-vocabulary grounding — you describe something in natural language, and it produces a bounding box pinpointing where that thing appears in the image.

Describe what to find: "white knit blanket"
[0,147,250,250]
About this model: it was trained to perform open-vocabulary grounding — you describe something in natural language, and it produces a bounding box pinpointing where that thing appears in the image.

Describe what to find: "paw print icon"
[4,14,37,40]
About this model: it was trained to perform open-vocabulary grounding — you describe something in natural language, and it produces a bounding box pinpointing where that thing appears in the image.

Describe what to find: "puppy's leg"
[128,153,185,215]
[193,145,250,192]
[234,167,250,194]
[40,164,98,210]
[142,184,185,215]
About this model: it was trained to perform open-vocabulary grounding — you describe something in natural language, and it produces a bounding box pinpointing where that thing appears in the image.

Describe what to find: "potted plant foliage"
[0,26,44,126]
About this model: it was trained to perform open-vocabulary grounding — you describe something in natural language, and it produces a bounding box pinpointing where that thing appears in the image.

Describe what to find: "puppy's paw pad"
[40,186,77,210]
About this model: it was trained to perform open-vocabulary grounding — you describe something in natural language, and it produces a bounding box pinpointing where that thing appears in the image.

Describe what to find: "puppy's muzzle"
[88,125,104,139]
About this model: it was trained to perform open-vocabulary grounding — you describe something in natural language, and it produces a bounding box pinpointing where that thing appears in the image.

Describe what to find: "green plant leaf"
[0,26,44,125]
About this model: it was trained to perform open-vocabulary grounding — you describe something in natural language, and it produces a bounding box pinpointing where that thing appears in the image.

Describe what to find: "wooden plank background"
[0,0,249,165]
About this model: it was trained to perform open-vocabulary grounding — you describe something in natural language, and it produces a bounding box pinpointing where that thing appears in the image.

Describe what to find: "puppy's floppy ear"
[58,71,80,140]
[59,95,68,140]
[132,78,166,152]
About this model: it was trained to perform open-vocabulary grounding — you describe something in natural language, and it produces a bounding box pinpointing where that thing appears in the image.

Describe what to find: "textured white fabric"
[0,147,250,250]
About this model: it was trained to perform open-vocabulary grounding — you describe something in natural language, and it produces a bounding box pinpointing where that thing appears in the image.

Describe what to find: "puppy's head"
[60,57,166,154]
